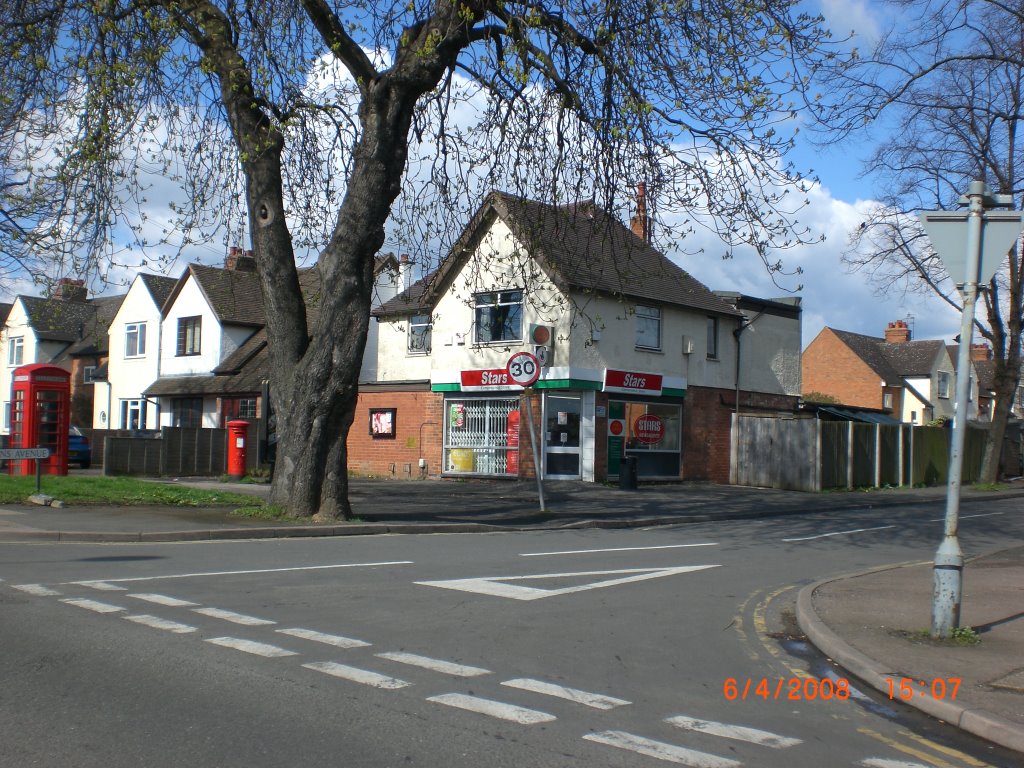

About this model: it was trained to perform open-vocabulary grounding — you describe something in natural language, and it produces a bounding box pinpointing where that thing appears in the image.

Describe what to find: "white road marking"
[859,760,935,768]
[12,584,61,596]
[276,628,370,648]
[416,565,720,601]
[502,678,629,709]
[520,543,718,557]
[206,637,297,657]
[193,607,275,625]
[302,661,410,689]
[928,511,1005,522]
[74,581,128,591]
[782,525,895,543]
[59,561,414,585]
[129,593,199,607]
[123,614,197,634]
[61,598,125,614]
[375,652,490,677]
[583,731,741,768]
[666,715,801,748]
[427,693,556,724]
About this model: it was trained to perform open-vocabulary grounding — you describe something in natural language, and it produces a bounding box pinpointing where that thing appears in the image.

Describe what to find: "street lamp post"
[920,181,1022,637]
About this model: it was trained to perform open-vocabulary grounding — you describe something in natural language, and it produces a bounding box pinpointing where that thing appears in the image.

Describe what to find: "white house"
[92,273,177,431]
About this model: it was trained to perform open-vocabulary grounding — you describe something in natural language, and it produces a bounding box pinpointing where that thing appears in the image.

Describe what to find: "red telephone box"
[9,364,71,476]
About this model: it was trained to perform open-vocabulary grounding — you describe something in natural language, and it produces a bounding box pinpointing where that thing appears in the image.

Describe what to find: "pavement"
[1,475,1022,754]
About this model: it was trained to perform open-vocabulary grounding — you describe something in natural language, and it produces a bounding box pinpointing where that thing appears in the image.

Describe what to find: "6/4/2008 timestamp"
[887,677,961,700]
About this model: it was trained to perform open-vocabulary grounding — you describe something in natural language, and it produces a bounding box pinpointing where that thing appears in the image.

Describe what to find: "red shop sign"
[603,368,663,396]
[632,414,665,444]
[460,368,521,391]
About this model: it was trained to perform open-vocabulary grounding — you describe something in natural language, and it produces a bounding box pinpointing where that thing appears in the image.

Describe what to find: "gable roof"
[60,295,125,357]
[140,273,178,310]
[375,191,742,318]
[829,329,945,385]
[163,264,266,326]
[0,302,11,325]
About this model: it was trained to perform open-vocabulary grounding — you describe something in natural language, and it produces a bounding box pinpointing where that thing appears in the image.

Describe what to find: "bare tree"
[2,0,833,517]
[831,1,1024,482]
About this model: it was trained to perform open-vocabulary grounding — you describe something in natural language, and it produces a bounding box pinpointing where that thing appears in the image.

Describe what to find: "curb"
[796,566,1024,754]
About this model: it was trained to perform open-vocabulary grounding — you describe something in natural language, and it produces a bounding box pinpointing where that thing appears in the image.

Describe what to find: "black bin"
[619,456,638,490]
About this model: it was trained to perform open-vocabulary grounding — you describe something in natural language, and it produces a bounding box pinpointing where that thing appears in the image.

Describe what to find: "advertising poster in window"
[369,408,396,439]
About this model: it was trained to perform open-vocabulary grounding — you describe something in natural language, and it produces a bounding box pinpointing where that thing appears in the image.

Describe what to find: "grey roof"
[140,274,178,310]
[61,295,125,357]
[831,329,944,384]
[375,191,742,318]
[19,295,100,342]
[164,264,265,326]
[0,302,11,324]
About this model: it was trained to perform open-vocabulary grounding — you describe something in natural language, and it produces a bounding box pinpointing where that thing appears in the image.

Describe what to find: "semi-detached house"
[353,190,801,483]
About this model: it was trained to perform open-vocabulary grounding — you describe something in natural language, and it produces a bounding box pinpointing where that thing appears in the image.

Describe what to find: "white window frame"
[124,322,147,358]
[7,336,24,366]
[120,399,147,430]
[408,314,432,354]
[474,290,523,344]
[635,305,662,351]
[937,371,951,399]
[83,365,97,384]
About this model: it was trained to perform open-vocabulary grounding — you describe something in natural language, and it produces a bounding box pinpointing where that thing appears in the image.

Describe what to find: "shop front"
[602,368,684,480]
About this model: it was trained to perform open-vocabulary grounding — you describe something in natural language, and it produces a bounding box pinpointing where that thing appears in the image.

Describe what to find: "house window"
[222,396,257,424]
[7,336,24,366]
[937,371,951,399]
[474,291,522,343]
[635,305,661,350]
[171,397,203,428]
[83,366,96,384]
[707,316,719,359]
[408,314,432,354]
[124,323,147,357]
[2,401,9,430]
[883,392,893,410]
[120,399,147,430]
[176,316,202,356]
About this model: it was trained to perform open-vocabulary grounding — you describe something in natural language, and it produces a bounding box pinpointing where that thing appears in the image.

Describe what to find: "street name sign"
[0,448,50,460]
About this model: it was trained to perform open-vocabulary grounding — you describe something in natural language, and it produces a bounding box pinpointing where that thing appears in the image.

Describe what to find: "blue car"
[68,426,91,469]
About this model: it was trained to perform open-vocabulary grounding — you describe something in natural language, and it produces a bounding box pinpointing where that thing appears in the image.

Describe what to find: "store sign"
[608,419,625,437]
[460,368,522,391]
[632,414,665,444]
[603,369,664,396]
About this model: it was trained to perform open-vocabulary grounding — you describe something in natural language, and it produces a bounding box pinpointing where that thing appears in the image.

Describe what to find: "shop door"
[544,393,581,479]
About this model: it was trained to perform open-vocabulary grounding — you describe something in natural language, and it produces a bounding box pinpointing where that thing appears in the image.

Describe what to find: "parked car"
[68,426,91,469]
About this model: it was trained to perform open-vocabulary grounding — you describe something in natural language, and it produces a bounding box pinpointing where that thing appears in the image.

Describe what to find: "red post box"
[9,364,71,476]
[226,419,248,479]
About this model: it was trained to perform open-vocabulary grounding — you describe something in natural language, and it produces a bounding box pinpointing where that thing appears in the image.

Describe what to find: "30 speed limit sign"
[506,351,541,387]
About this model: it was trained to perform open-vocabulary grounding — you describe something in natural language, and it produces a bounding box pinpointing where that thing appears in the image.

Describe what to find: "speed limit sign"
[506,351,541,387]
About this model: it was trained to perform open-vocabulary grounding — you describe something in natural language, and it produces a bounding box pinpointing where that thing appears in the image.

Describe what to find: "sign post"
[507,353,545,512]
[919,181,1023,638]
[0,447,51,493]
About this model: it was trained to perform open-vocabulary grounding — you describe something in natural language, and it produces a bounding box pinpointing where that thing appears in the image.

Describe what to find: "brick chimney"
[970,343,992,361]
[56,277,87,302]
[884,320,911,344]
[629,182,652,243]
[225,246,257,271]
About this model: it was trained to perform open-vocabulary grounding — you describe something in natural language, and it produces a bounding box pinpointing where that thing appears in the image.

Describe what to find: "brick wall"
[346,390,444,478]
[683,386,798,482]
[802,328,883,408]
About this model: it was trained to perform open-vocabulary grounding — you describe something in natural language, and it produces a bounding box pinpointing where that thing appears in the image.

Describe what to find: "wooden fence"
[730,415,988,491]
[104,424,259,477]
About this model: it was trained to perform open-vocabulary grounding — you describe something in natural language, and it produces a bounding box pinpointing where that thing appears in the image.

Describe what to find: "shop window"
[611,400,682,478]
[7,336,24,366]
[369,408,396,439]
[408,314,432,354]
[124,322,146,357]
[635,305,661,350]
[444,397,519,475]
[707,316,719,359]
[177,316,202,356]
[474,291,522,343]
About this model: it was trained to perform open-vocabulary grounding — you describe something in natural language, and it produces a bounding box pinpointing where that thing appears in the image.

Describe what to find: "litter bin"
[619,455,638,490]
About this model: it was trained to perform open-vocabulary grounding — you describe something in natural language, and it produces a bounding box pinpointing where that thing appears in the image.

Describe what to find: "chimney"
[970,343,992,361]
[629,182,652,243]
[884,320,911,344]
[225,246,257,271]
[399,253,414,292]
[56,277,87,302]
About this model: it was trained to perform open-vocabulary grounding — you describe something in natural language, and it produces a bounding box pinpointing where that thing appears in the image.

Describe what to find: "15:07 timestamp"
[886,677,961,700]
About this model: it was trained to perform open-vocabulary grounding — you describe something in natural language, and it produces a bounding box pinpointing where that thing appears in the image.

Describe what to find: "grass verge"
[0,475,260,507]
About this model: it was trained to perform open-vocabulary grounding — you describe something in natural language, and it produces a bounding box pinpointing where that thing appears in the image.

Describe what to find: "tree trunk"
[979,349,1022,483]
[268,87,417,519]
